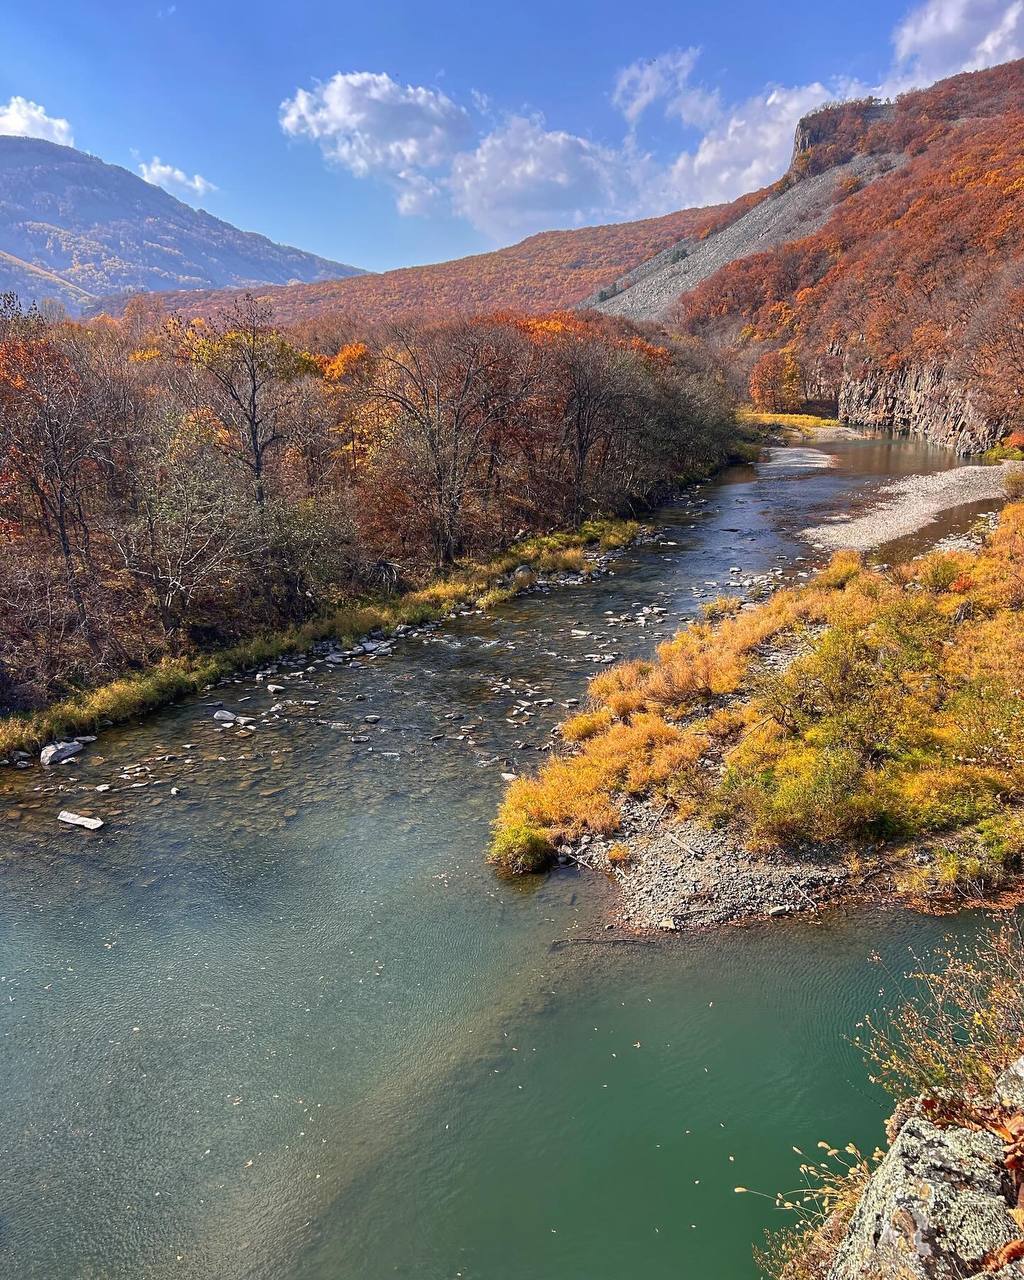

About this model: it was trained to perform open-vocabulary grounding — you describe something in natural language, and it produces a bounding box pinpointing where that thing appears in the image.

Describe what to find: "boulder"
[828,1117,1019,1280]
[213,710,236,723]
[40,741,83,766]
[996,1057,1024,1113]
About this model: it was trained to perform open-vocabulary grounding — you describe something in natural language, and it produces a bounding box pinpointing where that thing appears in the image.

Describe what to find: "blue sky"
[2,0,1022,272]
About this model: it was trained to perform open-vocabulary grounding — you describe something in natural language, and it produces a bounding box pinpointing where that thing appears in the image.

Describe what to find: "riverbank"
[755,918,1024,1280]
[804,461,1023,551]
[0,517,642,763]
[491,495,1024,929]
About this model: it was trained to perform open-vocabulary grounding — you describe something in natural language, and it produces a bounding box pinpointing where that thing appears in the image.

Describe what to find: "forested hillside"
[672,60,1024,450]
[0,136,362,309]
[0,293,736,721]
[93,194,763,326]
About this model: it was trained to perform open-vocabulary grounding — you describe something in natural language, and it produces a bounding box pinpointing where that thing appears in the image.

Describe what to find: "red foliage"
[680,60,1024,384]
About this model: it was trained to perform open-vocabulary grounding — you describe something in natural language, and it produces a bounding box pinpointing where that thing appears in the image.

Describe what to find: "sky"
[1,0,1022,272]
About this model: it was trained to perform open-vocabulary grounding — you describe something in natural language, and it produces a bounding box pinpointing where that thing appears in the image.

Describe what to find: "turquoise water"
[0,433,1008,1279]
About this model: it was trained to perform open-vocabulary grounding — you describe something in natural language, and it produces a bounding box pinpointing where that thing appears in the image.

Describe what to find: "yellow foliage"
[492,506,1024,884]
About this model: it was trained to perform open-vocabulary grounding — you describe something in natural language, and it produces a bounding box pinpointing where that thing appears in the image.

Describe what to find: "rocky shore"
[571,797,887,931]
[804,463,1019,552]
[824,1057,1024,1279]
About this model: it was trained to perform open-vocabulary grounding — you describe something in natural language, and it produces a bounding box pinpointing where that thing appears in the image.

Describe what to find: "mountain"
[87,59,1024,451]
[0,136,363,309]
[92,192,764,325]
[600,59,1024,451]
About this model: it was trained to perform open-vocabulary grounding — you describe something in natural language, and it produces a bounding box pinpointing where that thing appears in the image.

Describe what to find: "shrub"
[561,708,612,742]
[1004,467,1024,500]
[487,820,555,875]
[701,594,742,620]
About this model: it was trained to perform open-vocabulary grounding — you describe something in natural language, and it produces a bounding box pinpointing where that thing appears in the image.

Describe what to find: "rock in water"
[58,811,104,831]
[40,741,84,766]
[213,710,237,723]
[828,1116,1020,1279]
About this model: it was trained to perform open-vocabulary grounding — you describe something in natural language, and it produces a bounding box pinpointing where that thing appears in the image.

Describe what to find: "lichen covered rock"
[828,1117,1018,1280]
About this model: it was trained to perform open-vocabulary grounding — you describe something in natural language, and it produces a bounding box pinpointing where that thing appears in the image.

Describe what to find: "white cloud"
[450,116,621,239]
[892,0,1023,85]
[659,81,837,208]
[284,4,1024,242]
[613,48,720,130]
[0,96,74,146]
[280,70,473,212]
[139,156,217,200]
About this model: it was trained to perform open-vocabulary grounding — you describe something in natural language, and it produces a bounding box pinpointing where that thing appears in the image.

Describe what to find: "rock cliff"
[838,364,1001,455]
[827,1057,1024,1278]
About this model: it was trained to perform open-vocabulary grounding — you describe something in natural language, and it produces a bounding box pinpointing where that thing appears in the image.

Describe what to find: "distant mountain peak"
[0,134,363,310]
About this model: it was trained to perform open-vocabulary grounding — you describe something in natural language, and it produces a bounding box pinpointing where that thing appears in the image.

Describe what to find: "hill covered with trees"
[92,194,763,326]
[0,293,736,726]
[670,59,1024,450]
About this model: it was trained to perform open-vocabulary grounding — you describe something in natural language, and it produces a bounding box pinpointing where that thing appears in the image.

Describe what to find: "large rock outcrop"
[839,364,1001,455]
[828,1059,1024,1279]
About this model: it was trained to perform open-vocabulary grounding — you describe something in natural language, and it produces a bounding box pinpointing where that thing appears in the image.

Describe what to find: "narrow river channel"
[0,431,1012,1280]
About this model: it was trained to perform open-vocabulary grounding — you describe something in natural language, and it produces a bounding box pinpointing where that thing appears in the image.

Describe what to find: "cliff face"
[790,99,894,172]
[838,364,1001,455]
[827,1057,1024,1279]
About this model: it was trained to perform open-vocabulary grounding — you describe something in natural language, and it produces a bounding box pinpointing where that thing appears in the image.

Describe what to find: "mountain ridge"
[0,135,364,309]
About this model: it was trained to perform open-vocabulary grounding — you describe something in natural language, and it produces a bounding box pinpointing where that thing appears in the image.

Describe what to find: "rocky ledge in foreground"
[826,1058,1024,1279]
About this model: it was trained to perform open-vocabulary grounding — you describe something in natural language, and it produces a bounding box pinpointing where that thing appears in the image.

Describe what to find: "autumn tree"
[364,321,538,566]
[749,348,803,412]
[0,314,101,648]
[166,294,319,504]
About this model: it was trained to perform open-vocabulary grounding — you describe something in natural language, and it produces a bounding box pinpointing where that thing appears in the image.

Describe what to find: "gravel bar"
[803,463,1018,552]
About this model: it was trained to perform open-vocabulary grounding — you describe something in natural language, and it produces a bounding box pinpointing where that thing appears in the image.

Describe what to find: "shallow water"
[0,432,1010,1279]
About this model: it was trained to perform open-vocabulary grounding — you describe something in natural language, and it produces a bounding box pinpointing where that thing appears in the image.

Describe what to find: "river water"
[0,432,1012,1280]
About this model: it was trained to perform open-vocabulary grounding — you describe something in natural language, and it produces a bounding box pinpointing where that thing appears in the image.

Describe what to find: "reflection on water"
[0,432,1011,1279]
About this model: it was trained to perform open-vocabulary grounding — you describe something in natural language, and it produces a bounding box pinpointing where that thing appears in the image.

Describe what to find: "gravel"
[803,463,1019,552]
[583,799,867,931]
[590,153,905,321]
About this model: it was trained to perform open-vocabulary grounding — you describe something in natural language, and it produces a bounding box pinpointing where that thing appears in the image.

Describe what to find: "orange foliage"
[680,61,1024,384]
[96,194,763,328]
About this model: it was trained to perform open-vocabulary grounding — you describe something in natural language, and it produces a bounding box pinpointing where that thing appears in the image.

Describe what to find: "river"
[0,431,1012,1280]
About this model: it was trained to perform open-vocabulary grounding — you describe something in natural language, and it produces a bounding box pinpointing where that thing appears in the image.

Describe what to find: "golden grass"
[737,408,843,433]
[0,516,641,759]
[491,505,1024,881]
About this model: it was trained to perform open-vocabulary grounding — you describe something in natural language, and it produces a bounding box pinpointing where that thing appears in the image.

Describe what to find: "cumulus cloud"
[892,0,1024,85]
[658,81,836,208]
[138,157,217,199]
[284,3,1024,241]
[0,96,74,146]
[280,70,473,210]
[450,116,621,238]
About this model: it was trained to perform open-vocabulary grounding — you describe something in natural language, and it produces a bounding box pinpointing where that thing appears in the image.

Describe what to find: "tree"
[166,294,319,504]
[0,321,100,647]
[749,348,803,412]
[365,321,537,566]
